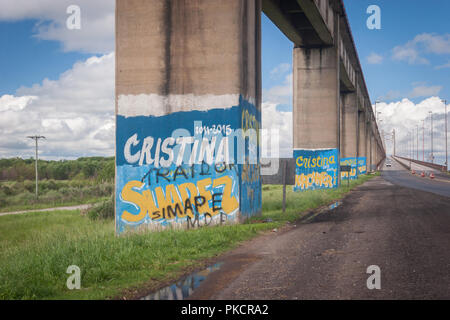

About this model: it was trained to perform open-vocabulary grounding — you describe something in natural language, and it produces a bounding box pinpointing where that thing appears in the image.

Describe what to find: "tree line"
[0,157,115,181]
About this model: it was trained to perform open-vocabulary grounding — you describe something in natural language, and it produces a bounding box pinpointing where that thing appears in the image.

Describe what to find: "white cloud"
[414,33,450,54]
[261,71,293,158]
[269,63,291,79]
[0,53,115,159]
[0,0,114,53]
[408,85,442,98]
[375,97,448,164]
[0,95,37,112]
[392,44,429,65]
[367,52,383,64]
[392,33,450,65]
[380,84,443,101]
[262,73,292,106]
[261,102,292,158]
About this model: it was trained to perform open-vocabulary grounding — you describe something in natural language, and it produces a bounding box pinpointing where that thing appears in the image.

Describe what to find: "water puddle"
[302,201,343,223]
[316,201,342,215]
[328,201,342,211]
[140,262,223,300]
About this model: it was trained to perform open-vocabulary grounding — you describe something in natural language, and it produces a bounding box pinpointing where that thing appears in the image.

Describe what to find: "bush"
[15,191,36,205]
[41,190,60,203]
[0,185,13,196]
[87,196,114,220]
[23,180,35,193]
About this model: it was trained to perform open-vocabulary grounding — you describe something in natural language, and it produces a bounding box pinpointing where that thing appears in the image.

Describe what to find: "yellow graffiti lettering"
[121,180,148,222]
[120,175,239,223]
[296,155,337,169]
[295,172,334,190]
[213,175,239,214]
[154,184,181,219]
[177,182,198,218]
[197,178,214,216]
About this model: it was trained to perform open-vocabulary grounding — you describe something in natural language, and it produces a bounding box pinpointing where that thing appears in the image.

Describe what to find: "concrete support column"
[292,45,341,189]
[375,140,381,170]
[366,120,372,172]
[115,0,262,233]
[341,92,358,159]
[358,111,366,159]
[371,135,376,171]
[293,46,339,150]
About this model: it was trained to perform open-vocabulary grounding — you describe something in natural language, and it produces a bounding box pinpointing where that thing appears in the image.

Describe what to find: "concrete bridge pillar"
[376,143,383,168]
[366,120,372,172]
[293,46,339,151]
[371,134,376,172]
[341,92,358,159]
[358,110,366,168]
[115,0,262,233]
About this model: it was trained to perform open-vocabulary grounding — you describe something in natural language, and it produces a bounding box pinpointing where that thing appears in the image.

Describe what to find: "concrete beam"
[262,0,304,45]
[340,61,356,92]
[296,0,334,45]
[263,0,334,46]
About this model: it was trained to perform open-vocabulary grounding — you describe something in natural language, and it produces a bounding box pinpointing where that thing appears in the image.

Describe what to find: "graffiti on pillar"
[340,157,367,179]
[115,96,261,234]
[239,101,262,217]
[357,157,367,174]
[293,148,339,191]
[340,157,358,180]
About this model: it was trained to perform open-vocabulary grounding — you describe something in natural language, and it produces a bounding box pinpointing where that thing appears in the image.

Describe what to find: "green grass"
[0,179,113,213]
[259,173,377,223]
[0,210,276,300]
[0,174,376,300]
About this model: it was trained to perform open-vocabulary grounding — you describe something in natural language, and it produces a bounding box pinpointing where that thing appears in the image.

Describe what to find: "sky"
[0,0,449,165]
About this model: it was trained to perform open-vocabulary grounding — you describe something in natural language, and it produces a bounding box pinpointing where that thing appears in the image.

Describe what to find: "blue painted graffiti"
[293,148,339,191]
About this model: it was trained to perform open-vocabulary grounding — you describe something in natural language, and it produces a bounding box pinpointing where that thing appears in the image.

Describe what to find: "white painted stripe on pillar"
[118,93,246,118]
[293,148,338,151]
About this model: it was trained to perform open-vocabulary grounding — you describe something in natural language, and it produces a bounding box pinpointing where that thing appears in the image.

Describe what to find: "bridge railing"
[396,156,448,172]
[313,0,335,36]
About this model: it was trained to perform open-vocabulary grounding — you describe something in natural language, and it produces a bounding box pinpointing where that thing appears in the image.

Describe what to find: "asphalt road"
[384,157,450,197]
[189,164,450,300]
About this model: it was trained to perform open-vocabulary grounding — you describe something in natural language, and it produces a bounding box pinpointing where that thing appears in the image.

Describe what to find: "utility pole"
[429,111,434,163]
[409,131,412,168]
[442,99,448,171]
[393,129,396,156]
[27,135,45,198]
[375,101,380,124]
[416,125,419,160]
[422,119,425,161]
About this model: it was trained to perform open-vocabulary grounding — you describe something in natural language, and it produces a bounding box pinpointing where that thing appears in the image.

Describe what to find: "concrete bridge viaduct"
[114,0,386,232]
